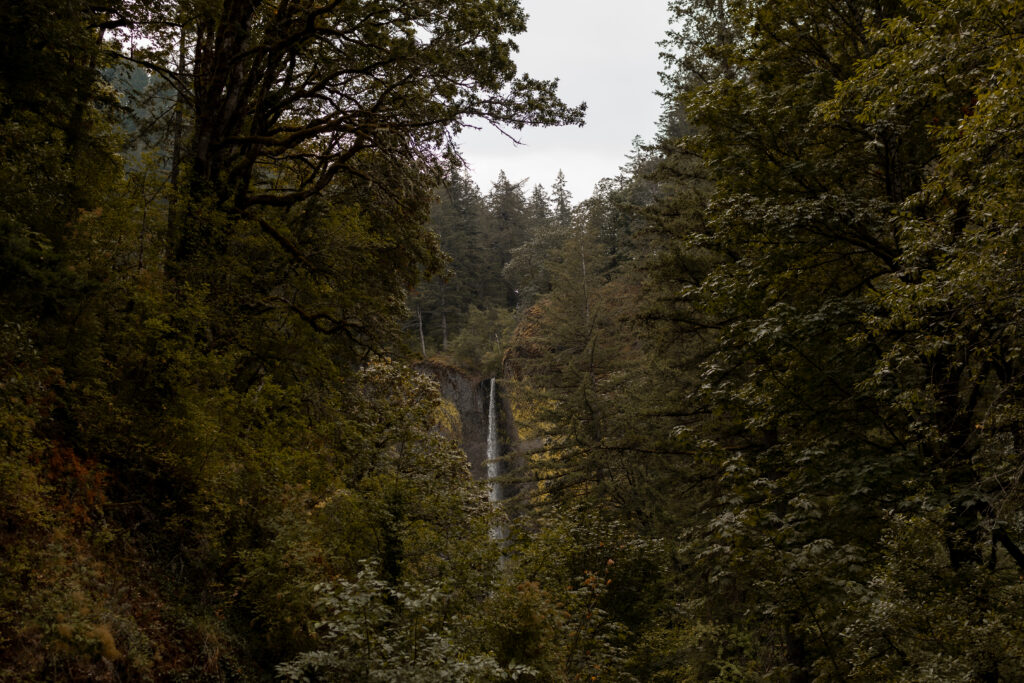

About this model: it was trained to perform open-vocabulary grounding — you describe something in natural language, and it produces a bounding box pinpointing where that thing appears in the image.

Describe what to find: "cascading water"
[415,362,525,543]
[486,378,508,540]
[486,378,501,502]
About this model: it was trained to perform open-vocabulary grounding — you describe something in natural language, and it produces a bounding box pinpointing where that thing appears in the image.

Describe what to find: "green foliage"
[604,0,1024,678]
[277,561,534,683]
[482,508,665,682]
[447,306,517,376]
[0,323,52,533]
[410,173,499,351]
[843,514,1024,681]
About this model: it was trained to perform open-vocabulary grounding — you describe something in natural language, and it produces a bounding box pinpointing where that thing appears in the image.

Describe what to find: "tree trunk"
[167,22,188,255]
[178,0,260,263]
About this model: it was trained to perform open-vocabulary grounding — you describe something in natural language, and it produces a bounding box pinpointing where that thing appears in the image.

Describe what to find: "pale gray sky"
[457,1,669,202]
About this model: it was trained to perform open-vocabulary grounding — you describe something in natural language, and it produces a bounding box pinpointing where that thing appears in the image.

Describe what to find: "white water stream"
[486,378,501,502]
[486,378,508,540]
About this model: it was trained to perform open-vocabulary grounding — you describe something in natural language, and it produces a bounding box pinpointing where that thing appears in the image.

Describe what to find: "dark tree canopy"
[110,0,583,260]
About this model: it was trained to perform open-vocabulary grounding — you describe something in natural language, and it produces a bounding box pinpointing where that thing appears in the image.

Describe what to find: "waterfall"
[415,363,519,540]
[486,378,508,540]
[486,378,501,503]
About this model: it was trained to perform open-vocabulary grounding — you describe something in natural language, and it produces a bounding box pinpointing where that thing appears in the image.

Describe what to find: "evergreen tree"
[552,169,573,229]
[504,177,565,310]
[483,171,531,308]
[527,183,553,226]
[410,172,490,351]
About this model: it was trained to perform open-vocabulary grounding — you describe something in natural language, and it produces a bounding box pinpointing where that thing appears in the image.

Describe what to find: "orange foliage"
[43,443,107,524]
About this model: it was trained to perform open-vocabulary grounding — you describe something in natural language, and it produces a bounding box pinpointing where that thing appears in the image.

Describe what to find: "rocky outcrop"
[416,361,491,480]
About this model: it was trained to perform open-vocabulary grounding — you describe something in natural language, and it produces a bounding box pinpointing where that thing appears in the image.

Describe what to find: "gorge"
[415,362,526,513]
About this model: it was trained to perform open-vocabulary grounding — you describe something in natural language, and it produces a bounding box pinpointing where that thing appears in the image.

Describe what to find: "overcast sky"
[457,1,670,203]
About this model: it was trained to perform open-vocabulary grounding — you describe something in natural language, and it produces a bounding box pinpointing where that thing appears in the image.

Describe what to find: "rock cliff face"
[416,361,524,498]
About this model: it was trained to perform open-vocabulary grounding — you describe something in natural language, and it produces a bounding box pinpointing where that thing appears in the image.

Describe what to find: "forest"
[4,0,1024,680]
